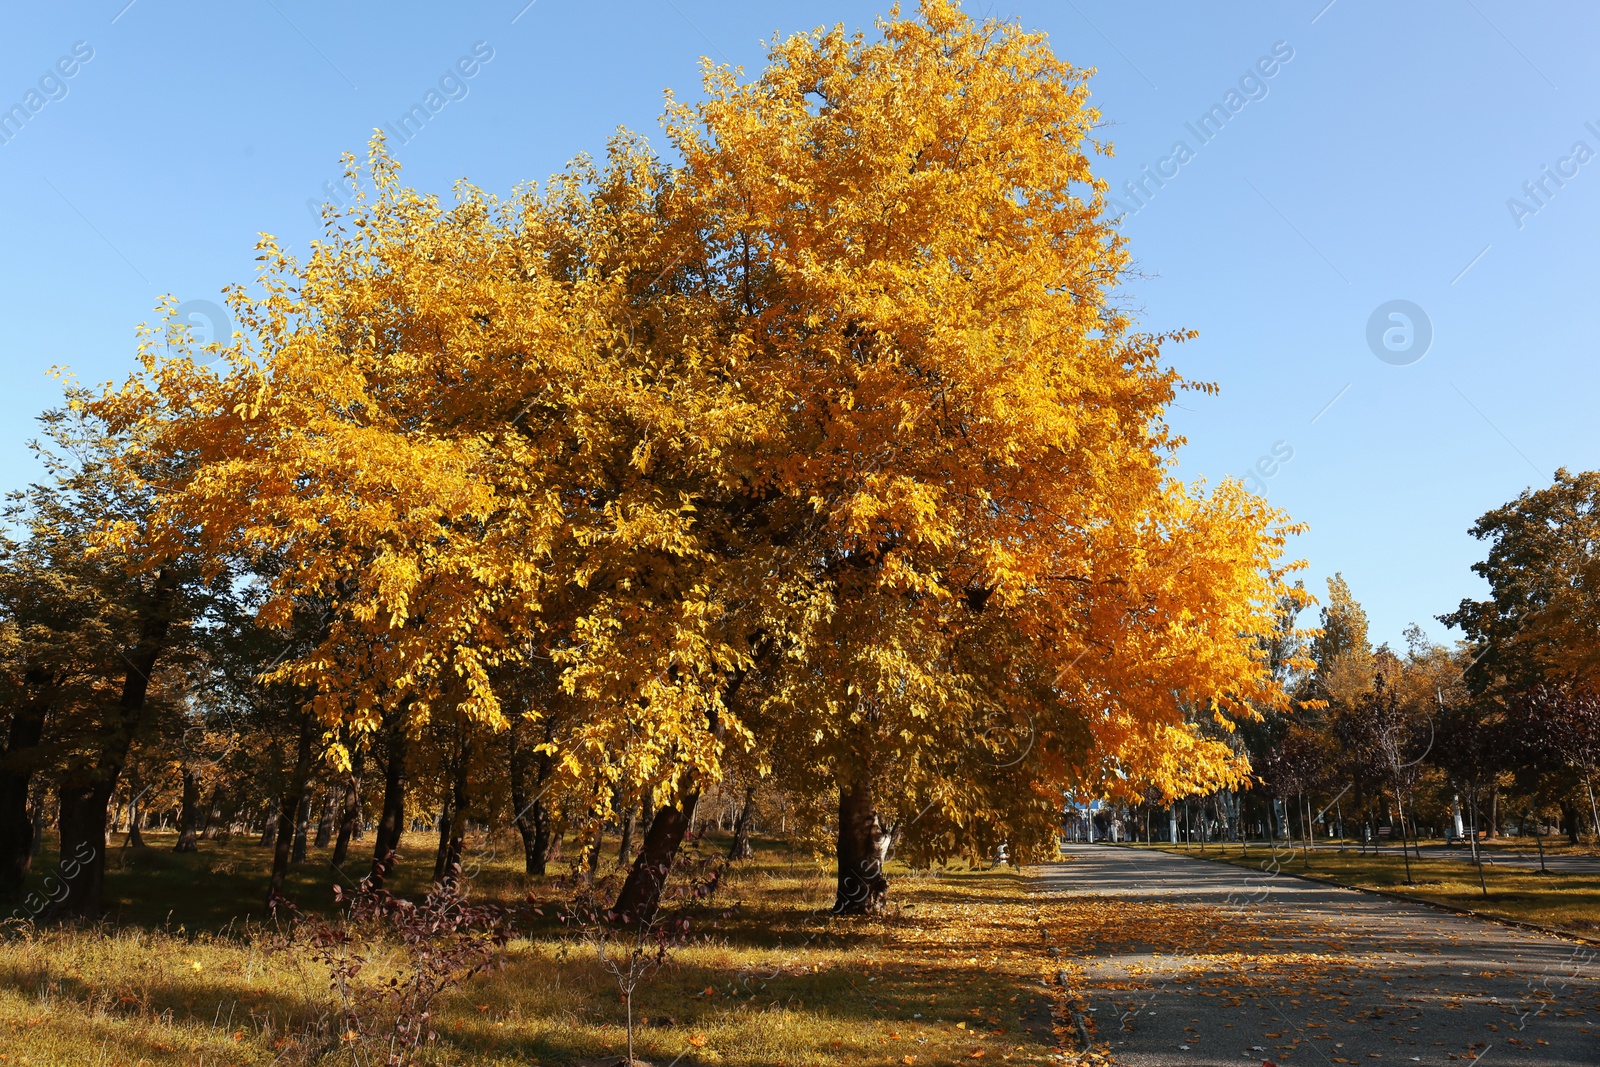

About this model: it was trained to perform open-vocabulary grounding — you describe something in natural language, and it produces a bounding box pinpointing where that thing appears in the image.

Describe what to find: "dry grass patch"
[0,836,1073,1066]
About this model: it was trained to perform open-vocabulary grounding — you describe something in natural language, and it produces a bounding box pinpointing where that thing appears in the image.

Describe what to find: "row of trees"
[1130,470,1600,864]
[0,2,1304,921]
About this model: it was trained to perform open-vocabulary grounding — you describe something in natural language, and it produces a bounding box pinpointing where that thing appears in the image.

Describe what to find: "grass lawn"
[1143,840,1600,940]
[0,829,1082,1066]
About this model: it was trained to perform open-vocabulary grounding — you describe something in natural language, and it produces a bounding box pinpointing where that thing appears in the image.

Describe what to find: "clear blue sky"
[3,1,1595,650]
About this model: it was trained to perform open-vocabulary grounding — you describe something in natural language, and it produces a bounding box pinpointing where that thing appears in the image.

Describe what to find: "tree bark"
[617,804,637,866]
[833,775,892,914]
[267,711,315,905]
[606,662,747,919]
[611,777,698,923]
[369,720,407,888]
[331,746,363,868]
[432,732,471,887]
[1561,798,1581,845]
[432,806,453,882]
[0,669,55,900]
[124,793,147,851]
[728,783,757,861]
[586,821,605,882]
[291,784,312,863]
[175,768,201,852]
[509,714,559,877]
[314,787,335,849]
[201,784,225,840]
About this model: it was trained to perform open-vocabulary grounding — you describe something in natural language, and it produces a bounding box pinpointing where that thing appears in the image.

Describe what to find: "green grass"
[0,830,1069,1066]
[1145,840,1600,939]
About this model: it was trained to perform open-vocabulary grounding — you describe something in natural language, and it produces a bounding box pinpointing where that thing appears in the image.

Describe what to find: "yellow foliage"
[83,1,1305,851]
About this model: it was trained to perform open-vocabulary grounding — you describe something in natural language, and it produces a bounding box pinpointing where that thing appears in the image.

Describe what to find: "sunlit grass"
[0,831,1066,1065]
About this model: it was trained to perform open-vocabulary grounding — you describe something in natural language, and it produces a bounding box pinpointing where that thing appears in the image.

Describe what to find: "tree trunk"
[369,721,407,888]
[175,768,201,852]
[46,569,177,921]
[268,712,315,905]
[47,782,115,920]
[291,784,312,863]
[124,793,147,851]
[432,806,453,883]
[29,784,45,857]
[617,804,637,866]
[1560,798,1581,844]
[445,735,470,886]
[0,669,55,900]
[728,783,757,861]
[431,729,471,887]
[1584,774,1600,844]
[586,821,605,882]
[612,777,698,923]
[125,776,148,849]
[259,806,279,848]
[314,787,335,849]
[510,715,559,877]
[331,746,363,868]
[833,776,893,915]
[201,785,225,840]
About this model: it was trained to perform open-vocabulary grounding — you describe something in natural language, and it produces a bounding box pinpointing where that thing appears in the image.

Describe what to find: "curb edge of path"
[1106,843,1600,950]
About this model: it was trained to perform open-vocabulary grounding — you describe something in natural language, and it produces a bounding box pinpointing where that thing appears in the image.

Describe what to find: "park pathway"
[1038,845,1598,1067]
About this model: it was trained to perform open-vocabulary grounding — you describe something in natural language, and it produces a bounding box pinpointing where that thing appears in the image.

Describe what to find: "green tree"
[1442,468,1600,691]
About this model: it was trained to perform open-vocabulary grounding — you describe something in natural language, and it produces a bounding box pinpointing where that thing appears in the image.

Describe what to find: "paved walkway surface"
[1039,846,1598,1066]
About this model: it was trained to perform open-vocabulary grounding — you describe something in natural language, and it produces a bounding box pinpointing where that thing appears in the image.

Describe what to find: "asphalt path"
[1039,846,1598,1066]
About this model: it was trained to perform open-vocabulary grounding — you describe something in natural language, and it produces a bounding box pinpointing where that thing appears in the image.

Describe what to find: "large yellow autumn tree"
[87,0,1306,916]
[661,1,1306,910]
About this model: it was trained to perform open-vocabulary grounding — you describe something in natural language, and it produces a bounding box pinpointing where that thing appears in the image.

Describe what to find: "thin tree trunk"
[586,828,604,880]
[1470,791,1488,898]
[369,720,407,888]
[175,768,201,852]
[268,712,316,904]
[617,804,637,866]
[508,716,538,875]
[201,785,225,840]
[314,787,335,849]
[291,782,312,863]
[510,716,558,877]
[432,805,453,883]
[728,783,757,861]
[126,802,146,847]
[1560,798,1581,844]
[28,783,45,857]
[1584,773,1599,844]
[433,731,471,887]
[1395,793,1414,884]
[331,746,363,868]
[1532,807,1548,873]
